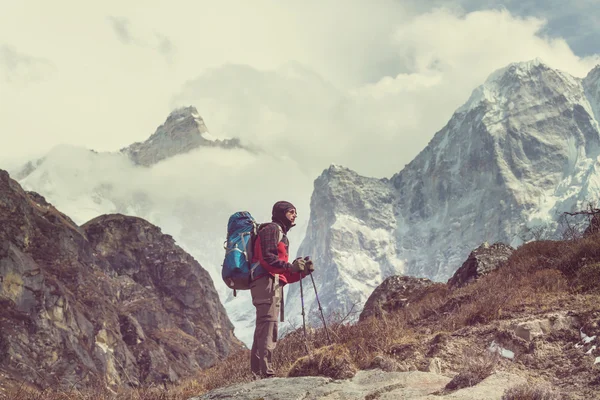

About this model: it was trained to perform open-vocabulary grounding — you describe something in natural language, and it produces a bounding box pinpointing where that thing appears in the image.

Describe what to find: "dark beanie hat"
[272,201,296,232]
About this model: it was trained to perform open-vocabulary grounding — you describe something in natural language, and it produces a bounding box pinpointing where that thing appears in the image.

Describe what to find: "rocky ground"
[193,370,526,400]
[192,239,600,400]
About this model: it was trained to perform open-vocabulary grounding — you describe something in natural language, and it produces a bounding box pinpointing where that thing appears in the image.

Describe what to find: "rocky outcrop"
[447,243,514,289]
[359,276,435,321]
[121,106,242,166]
[0,170,241,390]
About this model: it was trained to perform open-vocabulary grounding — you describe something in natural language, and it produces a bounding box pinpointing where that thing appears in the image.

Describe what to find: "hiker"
[249,200,314,378]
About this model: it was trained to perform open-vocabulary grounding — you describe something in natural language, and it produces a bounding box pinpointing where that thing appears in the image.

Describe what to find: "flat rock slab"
[191,370,526,400]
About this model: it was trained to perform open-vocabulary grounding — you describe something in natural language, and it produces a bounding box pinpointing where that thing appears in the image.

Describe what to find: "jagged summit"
[121,105,242,166]
[164,106,211,137]
[457,59,580,114]
[585,64,600,77]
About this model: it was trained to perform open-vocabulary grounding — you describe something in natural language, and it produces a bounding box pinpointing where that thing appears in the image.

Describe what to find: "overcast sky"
[1,0,599,178]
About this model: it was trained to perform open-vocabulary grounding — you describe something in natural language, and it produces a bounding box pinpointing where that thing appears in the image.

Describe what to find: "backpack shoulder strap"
[258,222,284,242]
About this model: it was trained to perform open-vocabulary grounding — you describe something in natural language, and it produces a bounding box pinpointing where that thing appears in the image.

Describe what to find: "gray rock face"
[191,369,526,400]
[359,276,435,321]
[287,165,404,323]
[82,214,242,372]
[0,170,241,390]
[122,106,242,166]
[296,60,600,322]
[447,243,515,289]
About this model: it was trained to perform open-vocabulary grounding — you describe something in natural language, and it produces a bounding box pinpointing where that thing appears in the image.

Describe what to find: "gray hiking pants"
[250,274,283,377]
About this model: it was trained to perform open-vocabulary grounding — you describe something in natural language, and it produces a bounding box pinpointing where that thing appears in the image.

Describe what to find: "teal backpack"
[222,211,258,293]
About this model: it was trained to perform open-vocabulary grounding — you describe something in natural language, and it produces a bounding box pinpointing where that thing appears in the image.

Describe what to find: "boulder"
[447,242,514,289]
[359,276,435,321]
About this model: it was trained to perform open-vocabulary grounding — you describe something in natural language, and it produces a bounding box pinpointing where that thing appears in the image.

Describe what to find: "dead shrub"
[287,345,357,380]
[444,347,498,391]
[523,269,568,294]
[502,382,563,400]
[572,263,600,293]
[560,237,600,277]
[194,349,252,392]
[403,284,449,322]
[508,241,568,273]
[444,275,514,329]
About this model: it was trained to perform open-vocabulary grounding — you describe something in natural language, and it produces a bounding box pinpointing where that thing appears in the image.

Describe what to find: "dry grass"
[502,382,564,400]
[5,233,600,399]
[572,263,600,293]
[287,345,357,379]
[2,376,209,400]
[444,348,499,391]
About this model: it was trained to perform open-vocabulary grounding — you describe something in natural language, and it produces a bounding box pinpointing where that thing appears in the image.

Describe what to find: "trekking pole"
[309,273,332,345]
[299,276,310,355]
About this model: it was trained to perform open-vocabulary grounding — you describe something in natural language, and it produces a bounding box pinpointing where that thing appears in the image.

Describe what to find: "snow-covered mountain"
[286,165,403,325]
[291,59,600,322]
[121,106,242,166]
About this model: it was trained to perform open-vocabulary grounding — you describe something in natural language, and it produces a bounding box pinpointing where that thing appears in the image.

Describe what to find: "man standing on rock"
[250,200,314,379]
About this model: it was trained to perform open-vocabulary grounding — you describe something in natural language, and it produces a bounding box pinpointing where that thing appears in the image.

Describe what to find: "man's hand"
[303,256,315,275]
[291,257,306,273]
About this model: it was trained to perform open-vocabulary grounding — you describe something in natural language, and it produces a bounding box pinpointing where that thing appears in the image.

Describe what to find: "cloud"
[171,8,600,179]
[0,2,598,180]
[107,15,176,63]
[108,16,133,45]
[18,143,312,280]
[156,34,175,63]
[0,45,55,84]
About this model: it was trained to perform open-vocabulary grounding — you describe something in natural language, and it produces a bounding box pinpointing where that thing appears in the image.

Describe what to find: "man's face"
[286,208,297,224]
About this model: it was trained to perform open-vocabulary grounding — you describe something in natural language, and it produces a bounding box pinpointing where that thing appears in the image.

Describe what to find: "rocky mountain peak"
[585,64,600,80]
[0,169,241,389]
[457,59,580,114]
[166,105,205,124]
[121,105,242,166]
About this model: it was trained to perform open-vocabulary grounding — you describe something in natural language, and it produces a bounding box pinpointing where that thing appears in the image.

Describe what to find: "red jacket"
[251,222,302,284]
